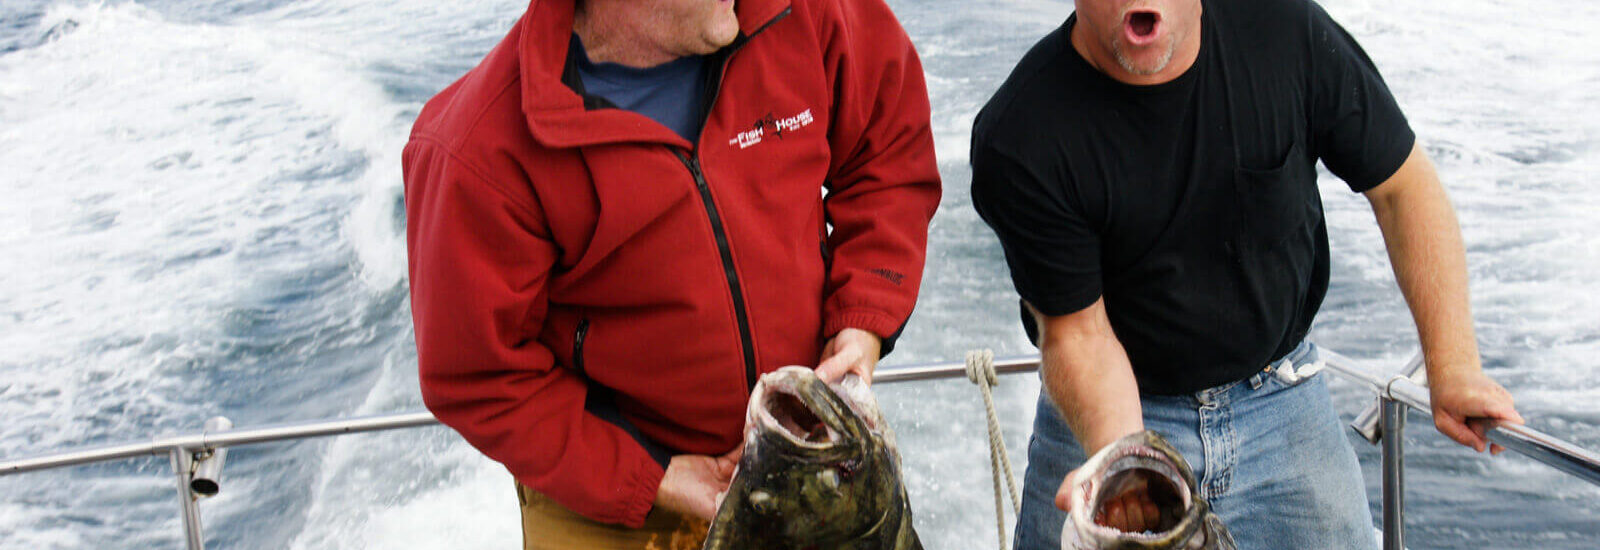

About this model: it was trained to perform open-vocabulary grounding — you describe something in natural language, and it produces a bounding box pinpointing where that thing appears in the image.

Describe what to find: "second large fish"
[702,366,922,549]
[1061,431,1236,550]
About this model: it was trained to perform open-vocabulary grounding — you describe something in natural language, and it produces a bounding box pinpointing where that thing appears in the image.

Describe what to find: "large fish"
[1061,431,1236,550]
[703,366,922,550]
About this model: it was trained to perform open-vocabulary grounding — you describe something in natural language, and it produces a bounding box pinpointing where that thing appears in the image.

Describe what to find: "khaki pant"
[517,483,708,550]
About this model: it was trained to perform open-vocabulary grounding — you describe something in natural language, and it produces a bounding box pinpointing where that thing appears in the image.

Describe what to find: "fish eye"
[816,468,840,492]
[749,490,778,515]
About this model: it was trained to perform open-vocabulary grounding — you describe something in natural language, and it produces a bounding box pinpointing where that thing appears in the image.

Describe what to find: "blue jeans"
[1014,342,1377,550]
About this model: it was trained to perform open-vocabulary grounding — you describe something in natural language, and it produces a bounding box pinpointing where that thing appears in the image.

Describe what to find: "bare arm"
[1031,299,1157,529]
[1032,298,1144,455]
[1363,142,1523,453]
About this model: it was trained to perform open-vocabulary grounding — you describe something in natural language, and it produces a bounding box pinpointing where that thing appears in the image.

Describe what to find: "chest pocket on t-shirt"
[1232,141,1318,251]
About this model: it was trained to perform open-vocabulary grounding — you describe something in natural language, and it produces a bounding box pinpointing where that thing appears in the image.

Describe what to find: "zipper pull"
[686,157,704,183]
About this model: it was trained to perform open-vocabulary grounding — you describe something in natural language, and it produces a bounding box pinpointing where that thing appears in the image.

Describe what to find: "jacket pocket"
[572,319,591,378]
[1233,141,1318,252]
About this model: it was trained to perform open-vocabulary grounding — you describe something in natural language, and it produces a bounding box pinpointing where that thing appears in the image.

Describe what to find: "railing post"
[1380,398,1406,550]
[168,448,205,550]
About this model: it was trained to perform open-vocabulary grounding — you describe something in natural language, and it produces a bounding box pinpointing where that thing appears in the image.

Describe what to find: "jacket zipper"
[675,7,791,392]
[673,151,759,392]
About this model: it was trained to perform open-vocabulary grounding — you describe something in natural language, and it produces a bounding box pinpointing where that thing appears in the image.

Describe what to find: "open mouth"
[1085,447,1189,534]
[1123,9,1162,46]
[765,390,834,444]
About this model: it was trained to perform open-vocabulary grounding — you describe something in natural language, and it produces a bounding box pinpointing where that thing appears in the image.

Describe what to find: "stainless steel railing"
[3,348,1598,550]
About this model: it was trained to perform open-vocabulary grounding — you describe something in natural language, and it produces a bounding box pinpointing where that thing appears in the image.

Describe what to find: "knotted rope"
[966,349,1021,550]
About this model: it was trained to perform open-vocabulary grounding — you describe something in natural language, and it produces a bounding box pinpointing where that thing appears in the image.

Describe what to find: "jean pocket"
[1232,141,1318,252]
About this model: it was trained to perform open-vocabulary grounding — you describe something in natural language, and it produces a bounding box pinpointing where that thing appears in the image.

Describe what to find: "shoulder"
[410,24,527,155]
[1209,0,1317,30]
[973,24,1071,145]
[1207,0,1320,51]
[789,0,914,53]
[969,29,1084,211]
[973,23,1082,171]
[412,73,521,151]
[796,0,905,28]
[406,47,542,215]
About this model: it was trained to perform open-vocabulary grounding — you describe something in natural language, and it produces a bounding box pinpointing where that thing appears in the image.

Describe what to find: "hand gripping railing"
[3,349,1598,549]
[1313,349,1600,549]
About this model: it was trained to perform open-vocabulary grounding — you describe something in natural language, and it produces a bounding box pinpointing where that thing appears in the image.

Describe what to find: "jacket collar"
[519,0,792,150]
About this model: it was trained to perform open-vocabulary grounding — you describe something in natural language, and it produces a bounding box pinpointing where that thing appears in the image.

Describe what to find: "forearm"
[1365,146,1525,450]
[405,142,663,526]
[819,0,940,343]
[1032,301,1144,455]
[1368,145,1481,378]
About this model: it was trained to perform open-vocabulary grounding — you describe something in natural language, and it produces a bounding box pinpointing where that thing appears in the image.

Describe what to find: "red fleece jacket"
[403,0,939,527]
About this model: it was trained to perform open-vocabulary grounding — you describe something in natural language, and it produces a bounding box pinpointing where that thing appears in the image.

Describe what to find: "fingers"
[1465,418,1513,456]
[814,342,857,384]
[814,354,853,384]
[719,444,744,464]
[816,346,865,384]
[715,447,743,479]
[817,329,882,384]
[1432,374,1526,454]
[1141,497,1160,529]
[1487,397,1526,425]
[1054,470,1078,512]
[1093,492,1160,532]
[1469,417,1490,443]
[1104,500,1126,530]
[1435,413,1486,452]
[1471,385,1523,424]
[1120,496,1144,531]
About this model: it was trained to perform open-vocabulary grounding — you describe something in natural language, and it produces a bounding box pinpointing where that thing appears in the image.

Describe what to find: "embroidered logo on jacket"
[869,268,905,286]
[729,109,815,149]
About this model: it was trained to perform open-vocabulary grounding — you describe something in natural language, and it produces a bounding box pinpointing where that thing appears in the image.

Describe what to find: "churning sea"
[1,0,1597,548]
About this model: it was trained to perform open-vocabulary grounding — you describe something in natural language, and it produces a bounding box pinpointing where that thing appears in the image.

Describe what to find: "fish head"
[1063,431,1210,550]
[732,366,900,540]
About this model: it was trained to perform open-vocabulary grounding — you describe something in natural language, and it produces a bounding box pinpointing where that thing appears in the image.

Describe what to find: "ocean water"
[0,0,1596,548]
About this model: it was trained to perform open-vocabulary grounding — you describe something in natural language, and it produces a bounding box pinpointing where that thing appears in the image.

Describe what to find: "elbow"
[1037,328,1107,354]
[415,343,478,426]
[1029,299,1115,352]
[417,359,462,423]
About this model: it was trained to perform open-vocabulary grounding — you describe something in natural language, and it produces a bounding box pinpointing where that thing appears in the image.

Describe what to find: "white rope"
[966,349,1021,550]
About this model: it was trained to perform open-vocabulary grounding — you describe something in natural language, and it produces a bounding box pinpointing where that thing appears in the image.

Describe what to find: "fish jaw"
[745,366,865,453]
[1063,431,1213,549]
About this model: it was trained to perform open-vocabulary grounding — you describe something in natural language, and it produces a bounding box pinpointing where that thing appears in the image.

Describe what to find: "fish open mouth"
[764,389,836,444]
[1084,446,1191,535]
[1122,9,1162,47]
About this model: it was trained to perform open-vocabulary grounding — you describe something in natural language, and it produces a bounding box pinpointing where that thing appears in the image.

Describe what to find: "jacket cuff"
[615,452,667,528]
[824,309,903,343]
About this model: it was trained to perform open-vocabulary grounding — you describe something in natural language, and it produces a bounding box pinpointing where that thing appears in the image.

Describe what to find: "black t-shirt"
[970,0,1415,395]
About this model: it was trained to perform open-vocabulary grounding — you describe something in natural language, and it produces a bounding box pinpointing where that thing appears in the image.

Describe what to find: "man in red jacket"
[402,0,940,546]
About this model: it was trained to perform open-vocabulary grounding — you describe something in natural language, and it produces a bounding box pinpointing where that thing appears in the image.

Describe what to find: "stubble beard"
[1112,37,1177,76]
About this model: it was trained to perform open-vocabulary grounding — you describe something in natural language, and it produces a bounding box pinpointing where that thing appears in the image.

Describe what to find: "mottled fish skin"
[1061,431,1237,550]
[703,367,922,550]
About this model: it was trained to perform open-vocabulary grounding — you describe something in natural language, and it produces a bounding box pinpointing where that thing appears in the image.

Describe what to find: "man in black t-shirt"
[970,0,1523,548]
